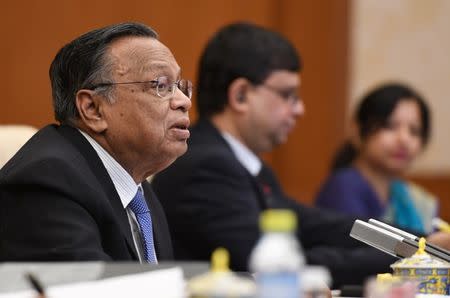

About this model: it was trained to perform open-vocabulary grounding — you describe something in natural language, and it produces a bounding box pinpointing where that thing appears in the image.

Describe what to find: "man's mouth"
[171,119,190,130]
[170,119,190,140]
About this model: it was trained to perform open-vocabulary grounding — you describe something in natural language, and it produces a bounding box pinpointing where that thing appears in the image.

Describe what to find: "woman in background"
[315,83,438,234]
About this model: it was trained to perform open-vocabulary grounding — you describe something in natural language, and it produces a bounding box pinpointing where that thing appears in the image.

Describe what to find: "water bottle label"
[256,272,300,298]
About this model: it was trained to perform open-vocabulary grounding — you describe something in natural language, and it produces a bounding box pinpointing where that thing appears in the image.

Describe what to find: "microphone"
[350,219,450,262]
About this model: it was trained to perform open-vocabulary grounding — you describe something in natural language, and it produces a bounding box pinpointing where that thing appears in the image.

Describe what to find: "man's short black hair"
[197,22,302,118]
[49,22,158,124]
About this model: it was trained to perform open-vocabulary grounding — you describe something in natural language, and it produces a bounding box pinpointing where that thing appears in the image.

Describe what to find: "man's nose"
[292,99,305,117]
[171,89,192,112]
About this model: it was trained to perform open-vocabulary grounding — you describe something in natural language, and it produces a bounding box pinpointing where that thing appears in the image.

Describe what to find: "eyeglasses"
[260,84,300,105]
[91,76,193,99]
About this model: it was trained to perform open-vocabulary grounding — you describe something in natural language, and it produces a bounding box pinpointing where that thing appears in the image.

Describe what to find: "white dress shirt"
[222,132,262,176]
[79,130,157,263]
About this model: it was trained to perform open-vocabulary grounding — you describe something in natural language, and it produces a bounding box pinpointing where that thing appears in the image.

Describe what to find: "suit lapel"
[198,120,269,209]
[57,125,138,259]
[254,165,281,208]
[141,182,173,260]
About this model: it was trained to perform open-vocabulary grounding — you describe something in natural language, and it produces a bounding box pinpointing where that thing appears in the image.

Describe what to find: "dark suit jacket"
[0,124,173,262]
[152,119,396,287]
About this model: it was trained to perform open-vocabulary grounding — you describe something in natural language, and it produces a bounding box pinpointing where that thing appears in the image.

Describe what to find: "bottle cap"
[211,247,230,273]
[260,209,297,232]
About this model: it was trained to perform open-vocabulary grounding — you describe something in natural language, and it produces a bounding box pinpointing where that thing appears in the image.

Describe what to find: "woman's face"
[359,99,424,176]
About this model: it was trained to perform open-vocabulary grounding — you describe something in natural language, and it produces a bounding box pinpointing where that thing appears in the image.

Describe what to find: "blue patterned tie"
[128,188,157,263]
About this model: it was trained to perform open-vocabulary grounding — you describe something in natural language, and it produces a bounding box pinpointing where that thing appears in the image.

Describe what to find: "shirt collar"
[78,129,140,208]
[221,132,262,176]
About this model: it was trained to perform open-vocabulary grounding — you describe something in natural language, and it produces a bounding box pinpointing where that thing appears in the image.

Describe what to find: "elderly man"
[0,22,191,263]
[152,22,450,287]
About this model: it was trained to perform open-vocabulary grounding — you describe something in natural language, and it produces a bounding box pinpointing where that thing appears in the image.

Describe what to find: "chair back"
[0,124,37,168]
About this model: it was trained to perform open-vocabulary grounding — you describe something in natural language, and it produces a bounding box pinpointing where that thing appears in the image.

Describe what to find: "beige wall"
[349,0,450,175]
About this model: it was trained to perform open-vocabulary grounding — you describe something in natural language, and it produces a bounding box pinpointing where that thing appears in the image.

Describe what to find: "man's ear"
[75,89,108,133]
[228,78,251,112]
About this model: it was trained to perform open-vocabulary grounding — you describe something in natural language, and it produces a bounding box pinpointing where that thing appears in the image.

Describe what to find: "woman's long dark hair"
[331,83,431,171]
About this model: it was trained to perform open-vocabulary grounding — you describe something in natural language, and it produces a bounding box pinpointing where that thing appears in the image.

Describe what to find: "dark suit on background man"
[0,125,172,261]
[152,119,396,287]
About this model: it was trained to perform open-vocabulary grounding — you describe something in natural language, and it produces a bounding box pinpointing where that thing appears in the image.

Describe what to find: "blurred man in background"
[152,22,450,287]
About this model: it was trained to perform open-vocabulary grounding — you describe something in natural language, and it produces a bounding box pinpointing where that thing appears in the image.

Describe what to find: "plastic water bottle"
[250,209,306,298]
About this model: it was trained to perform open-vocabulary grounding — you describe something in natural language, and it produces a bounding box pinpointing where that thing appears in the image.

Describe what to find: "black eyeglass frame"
[90,76,193,99]
[259,84,300,104]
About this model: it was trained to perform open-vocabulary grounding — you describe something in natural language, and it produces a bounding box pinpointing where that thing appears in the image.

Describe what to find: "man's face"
[243,70,304,154]
[100,36,191,179]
